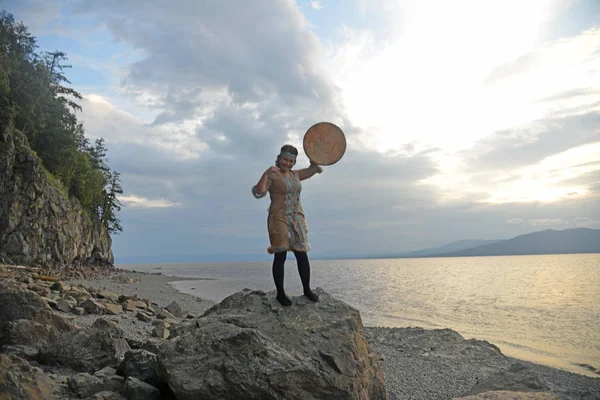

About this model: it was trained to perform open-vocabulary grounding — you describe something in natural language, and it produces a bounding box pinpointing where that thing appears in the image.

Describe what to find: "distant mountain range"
[431,228,600,257]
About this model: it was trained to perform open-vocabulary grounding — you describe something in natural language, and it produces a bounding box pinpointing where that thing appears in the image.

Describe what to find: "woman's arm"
[252,166,279,198]
[295,162,323,181]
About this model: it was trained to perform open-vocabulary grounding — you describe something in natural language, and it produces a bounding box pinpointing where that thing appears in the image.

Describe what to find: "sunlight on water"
[121,253,600,377]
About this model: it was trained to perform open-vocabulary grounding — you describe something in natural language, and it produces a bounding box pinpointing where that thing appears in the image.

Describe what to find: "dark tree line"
[0,11,123,234]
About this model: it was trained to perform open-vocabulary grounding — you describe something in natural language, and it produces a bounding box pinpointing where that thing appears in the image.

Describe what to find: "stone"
[4,319,59,348]
[86,391,127,400]
[136,311,152,322]
[152,326,170,339]
[41,296,58,308]
[105,303,124,315]
[0,344,39,361]
[51,281,71,292]
[158,288,386,400]
[40,328,123,373]
[133,301,147,309]
[164,301,183,317]
[117,349,164,389]
[93,367,118,380]
[113,339,132,364]
[97,290,119,302]
[124,377,160,400]
[29,284,51,297]
[56,298,73,313]
[123,300,137,312]
[91,318,124,339]
[0,280,74,344]
[80,299,107,315]
[68,373,105,398]
[73,307,85,315]
[0,354,56,400]
[156,309,175,320]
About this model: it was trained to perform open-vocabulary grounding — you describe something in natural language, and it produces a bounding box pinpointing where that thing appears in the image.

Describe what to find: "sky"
[3,0,600,262]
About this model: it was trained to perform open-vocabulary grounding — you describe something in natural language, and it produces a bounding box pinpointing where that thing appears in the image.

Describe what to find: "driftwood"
[32,274,59,282]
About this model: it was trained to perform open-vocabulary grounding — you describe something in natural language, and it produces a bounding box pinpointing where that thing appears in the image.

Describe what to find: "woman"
[252,144,323,306]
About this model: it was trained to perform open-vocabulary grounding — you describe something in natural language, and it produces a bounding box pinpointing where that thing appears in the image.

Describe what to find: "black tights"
[272,251,317,304]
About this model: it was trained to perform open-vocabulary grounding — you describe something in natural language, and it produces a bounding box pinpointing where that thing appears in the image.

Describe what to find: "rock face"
[158,288,387,400]
[0,353,56,400]
[0,123,113,267]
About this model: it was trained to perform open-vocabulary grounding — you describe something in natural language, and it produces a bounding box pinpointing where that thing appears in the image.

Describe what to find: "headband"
[279,151,297,159]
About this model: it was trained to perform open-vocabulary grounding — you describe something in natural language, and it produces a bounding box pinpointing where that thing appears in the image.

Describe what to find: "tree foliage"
[0,11,123,234]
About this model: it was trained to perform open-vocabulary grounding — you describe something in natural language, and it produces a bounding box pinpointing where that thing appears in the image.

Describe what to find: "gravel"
[65,272,215,343]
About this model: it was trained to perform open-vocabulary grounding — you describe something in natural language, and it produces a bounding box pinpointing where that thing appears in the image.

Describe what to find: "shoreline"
[67,270,600,400]
[117,267,600,380]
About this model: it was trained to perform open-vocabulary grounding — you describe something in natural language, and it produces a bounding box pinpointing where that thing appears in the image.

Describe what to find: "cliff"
[0,121,113,267]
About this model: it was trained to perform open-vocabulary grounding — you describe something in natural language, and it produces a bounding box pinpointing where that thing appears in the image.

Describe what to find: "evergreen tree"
[0,11,124,234]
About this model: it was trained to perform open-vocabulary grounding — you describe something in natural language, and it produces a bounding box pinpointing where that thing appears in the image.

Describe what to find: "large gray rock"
[0,123,113,267]
[0,280,74,346]
[40,327,124,373]
[124,377,160,400]
[0,353,56,399]
[158,288,387,400]
[117,349,163,389]
[68,373,106,398]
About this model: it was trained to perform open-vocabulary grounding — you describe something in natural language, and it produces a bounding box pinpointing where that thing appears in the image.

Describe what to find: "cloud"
[119,195,180,209]
[310,1,322,10]
[573,217,599,227]
[529,218,564,227]
[506,218,524,225]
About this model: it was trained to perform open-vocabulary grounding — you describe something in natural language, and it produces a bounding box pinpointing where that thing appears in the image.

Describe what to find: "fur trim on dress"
[267,243,311,254]
[267,246,289,254]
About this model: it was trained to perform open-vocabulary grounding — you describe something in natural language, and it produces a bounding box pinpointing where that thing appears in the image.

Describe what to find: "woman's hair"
[275,144,298,166]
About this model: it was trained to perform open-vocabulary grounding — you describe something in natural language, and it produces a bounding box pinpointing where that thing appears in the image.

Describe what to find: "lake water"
[120,253,600,377]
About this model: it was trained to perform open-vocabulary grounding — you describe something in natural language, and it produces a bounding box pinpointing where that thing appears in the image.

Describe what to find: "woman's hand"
[265,166,280,175]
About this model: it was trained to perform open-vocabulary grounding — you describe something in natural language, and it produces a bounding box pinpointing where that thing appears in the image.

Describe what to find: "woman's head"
[276,144,298,171]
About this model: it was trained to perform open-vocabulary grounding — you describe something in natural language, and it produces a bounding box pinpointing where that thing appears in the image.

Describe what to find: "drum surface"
[303,122,346,166]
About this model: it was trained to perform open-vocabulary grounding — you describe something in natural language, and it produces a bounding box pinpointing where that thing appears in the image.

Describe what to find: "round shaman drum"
[303,122,346,166]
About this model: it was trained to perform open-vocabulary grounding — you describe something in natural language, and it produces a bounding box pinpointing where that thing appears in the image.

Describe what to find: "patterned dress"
[252,167,319,254]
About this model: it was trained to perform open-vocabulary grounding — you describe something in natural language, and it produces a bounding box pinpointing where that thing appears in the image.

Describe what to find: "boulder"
[0,280,74,345]
[86,391,127,400]
[165,301,183,317]
[80,299,107,315]
[40,328,124,373]
[105,303,124,315]
[124,377,160,400]
[0,353,56,400]
[158,288,387,400]
[68,373,106,398]
[4,319,59,348]
[117,349,163,389]
[56,298,73,313]
[91,319,123,338]
[0,344,39,361]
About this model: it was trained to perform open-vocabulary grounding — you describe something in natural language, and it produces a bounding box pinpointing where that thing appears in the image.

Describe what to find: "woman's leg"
[273,251,292,306]
[294,251,319,302]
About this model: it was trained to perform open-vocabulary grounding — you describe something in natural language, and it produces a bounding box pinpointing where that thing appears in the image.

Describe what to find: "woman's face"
[278,155,296,172]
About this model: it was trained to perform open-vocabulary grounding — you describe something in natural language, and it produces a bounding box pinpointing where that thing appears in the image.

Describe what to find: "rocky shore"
[0,265,598,400]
